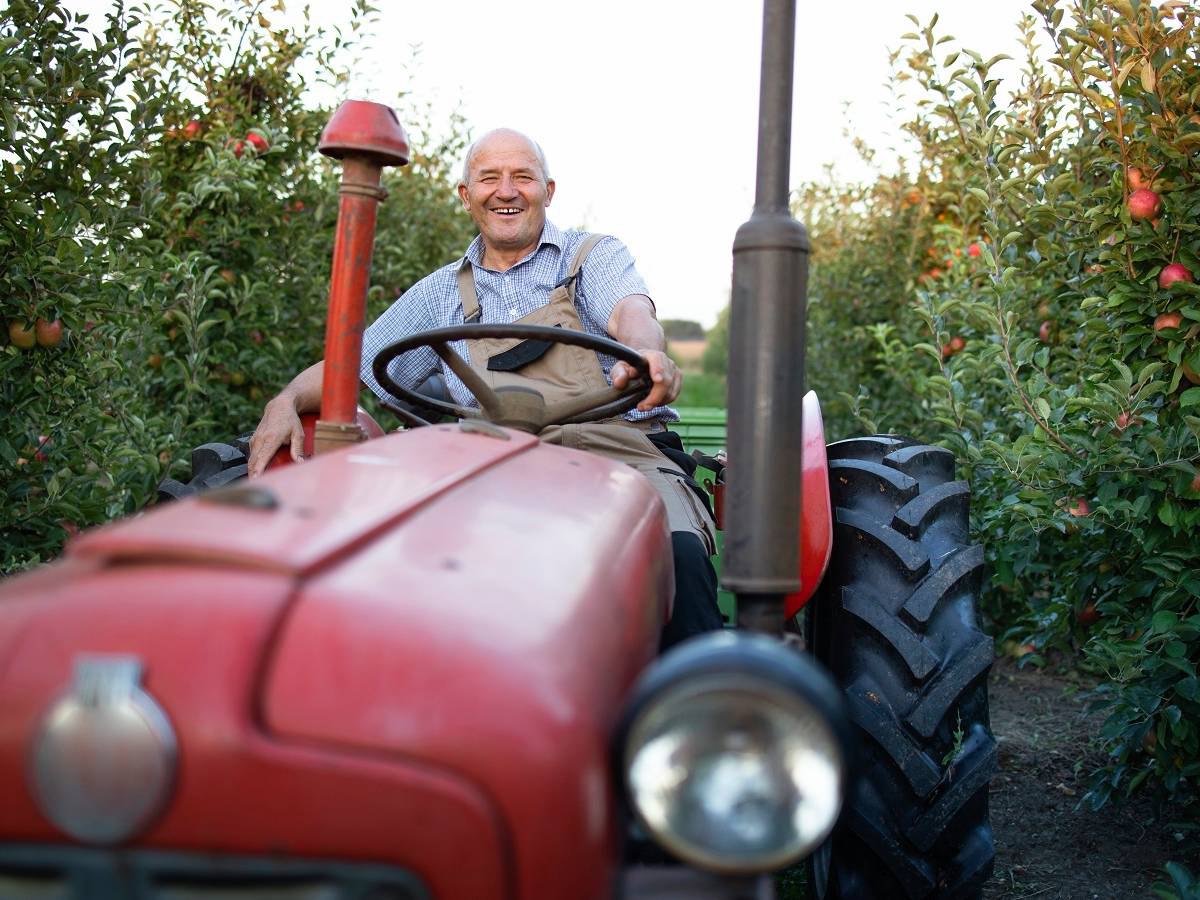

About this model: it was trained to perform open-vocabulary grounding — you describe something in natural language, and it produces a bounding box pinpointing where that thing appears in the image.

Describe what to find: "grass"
[676,372,726,408]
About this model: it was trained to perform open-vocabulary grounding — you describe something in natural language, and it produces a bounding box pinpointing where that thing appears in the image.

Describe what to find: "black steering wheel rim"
[371,323,653,426]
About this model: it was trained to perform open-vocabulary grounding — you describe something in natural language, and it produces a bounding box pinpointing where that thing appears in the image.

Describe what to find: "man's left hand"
[611,350,682,411]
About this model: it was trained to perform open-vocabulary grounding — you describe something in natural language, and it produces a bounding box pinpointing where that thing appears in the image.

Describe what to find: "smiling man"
[247,128,722,648]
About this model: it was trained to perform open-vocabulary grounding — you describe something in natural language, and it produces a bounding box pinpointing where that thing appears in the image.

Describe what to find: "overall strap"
[561,233,608,299]
[457,257,481,323]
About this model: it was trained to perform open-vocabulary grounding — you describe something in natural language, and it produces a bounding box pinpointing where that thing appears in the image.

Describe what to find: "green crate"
[673,407,736,626]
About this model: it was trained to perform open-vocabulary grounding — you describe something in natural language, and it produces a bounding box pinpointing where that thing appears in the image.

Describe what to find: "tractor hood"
[260,424,674,899]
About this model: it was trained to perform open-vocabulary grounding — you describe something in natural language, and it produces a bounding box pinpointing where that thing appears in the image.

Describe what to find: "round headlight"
[620,634,847,874]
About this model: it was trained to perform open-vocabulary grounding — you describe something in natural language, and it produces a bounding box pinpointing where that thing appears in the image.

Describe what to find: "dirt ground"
[985,657,1198,899]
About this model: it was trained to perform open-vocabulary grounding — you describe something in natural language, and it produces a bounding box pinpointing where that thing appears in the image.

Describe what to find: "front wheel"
[808,436,995,899]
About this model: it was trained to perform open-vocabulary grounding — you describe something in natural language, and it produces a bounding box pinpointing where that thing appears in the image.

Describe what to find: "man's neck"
[481,241,538,273]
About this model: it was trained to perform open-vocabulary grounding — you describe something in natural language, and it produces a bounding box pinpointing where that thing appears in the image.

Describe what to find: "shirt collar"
[464,220,564,270]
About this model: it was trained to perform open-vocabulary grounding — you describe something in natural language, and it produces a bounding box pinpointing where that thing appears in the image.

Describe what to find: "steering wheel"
[371,323,652,434]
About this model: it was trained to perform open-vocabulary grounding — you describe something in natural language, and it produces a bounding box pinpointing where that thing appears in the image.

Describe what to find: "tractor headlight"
[619,632,849,874]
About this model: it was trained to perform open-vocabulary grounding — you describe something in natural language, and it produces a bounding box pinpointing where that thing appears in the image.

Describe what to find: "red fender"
[708,392,832,618]
[785,391,832,617]
[267,407,385,470]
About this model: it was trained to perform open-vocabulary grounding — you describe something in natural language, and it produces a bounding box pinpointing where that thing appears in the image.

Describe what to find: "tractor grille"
[0,845,429,899]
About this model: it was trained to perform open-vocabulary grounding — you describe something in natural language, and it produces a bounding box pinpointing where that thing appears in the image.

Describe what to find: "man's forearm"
[277,360,325,413]
[609,294,664,351]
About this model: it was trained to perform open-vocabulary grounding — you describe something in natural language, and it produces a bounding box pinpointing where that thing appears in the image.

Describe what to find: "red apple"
[949,336,965,353]
[219,268,236,284]
[1154,311,1183,332]
[35,317,63,347]
[182,119,202,140]
[34,435,51,462]
[1077,603,1100,627]
[1039,321,1053,343]
[1114,411,1140,433]
[1068,497,1090,517]
[245,131,269,154]
[8,320,35,349]
[967,242,981,258]
[1190,472,1200,494]
[1128,188,1161,221]
[1159,263,1193,288]
[1183,361,1200,386]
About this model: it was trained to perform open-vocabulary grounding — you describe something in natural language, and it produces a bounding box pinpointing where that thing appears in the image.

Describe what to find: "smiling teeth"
[494,208,521,214]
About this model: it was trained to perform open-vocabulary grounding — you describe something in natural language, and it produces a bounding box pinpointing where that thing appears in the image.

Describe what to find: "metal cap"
[319,100,411,167]
[29,655,177,845]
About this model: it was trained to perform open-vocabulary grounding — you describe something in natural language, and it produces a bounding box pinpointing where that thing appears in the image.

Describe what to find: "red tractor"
[0,2,995,897]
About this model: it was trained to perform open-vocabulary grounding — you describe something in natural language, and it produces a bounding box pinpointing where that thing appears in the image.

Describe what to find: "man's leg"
[660,531,724,652]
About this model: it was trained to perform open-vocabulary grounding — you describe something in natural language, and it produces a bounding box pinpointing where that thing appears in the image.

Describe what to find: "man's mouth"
[490,207,523,216]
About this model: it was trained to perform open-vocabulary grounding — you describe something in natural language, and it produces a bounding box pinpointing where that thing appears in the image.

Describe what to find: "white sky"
[73,1,1039,327]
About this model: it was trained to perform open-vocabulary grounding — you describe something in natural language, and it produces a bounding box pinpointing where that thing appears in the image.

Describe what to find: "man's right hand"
[247,395,306,478]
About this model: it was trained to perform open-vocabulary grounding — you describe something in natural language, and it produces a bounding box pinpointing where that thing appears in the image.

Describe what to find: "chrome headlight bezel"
[616,631,851,874]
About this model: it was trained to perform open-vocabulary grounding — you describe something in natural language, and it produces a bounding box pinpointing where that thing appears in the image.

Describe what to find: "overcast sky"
[74,1,1040,326]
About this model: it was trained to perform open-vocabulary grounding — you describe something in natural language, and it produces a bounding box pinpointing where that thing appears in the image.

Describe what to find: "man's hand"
[611,349,682,412]
[247,395,307,478]
[246,361,325,478]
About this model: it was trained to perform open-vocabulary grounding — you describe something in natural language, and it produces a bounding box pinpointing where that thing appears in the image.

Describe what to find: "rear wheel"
[156,436,250,502]
[808,436,995,899]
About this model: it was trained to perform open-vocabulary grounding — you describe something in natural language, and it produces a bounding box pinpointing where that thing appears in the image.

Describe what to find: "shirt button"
[509,307,517,318]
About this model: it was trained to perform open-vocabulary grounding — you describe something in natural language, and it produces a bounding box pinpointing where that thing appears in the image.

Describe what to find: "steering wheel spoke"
[428,340,496,420]
[371,324,652,433]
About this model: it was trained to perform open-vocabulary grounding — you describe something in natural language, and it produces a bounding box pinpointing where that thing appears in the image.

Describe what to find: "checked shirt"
[359,221,677,424]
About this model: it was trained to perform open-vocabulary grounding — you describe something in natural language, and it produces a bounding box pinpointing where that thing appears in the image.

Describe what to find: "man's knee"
[660,531,723,652]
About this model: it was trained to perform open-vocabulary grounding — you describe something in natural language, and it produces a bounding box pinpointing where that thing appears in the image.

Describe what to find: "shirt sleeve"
[574,236,652,335]
[359,282,441,405]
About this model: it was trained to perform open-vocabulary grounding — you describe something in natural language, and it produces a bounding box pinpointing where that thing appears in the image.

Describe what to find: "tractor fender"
[785,390,832,618]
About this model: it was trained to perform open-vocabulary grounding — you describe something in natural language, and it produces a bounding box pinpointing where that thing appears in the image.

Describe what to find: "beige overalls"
[454,235,716,555]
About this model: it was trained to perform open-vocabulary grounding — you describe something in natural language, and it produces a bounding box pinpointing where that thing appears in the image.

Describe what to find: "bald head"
[460,129,551,186]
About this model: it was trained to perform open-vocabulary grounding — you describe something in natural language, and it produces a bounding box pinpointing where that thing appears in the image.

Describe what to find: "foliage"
[702,304,731,378]
[1155,862,1200,900]
[1,0,474,573]
[660,318,705,340]
[787,0,1199,812]
[0,0,166,570]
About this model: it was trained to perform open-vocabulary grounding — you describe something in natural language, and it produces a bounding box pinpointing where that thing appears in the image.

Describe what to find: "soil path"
[985,658,1198,898]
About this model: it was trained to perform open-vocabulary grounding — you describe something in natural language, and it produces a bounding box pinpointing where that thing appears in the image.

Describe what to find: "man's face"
[458,133,555,261]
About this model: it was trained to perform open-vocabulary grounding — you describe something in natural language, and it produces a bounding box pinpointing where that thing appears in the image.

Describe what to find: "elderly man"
[247,128,721,648]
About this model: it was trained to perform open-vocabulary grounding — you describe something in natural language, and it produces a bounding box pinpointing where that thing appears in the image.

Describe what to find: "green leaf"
[1180,388,1200,409]
[1151,611,1178,634]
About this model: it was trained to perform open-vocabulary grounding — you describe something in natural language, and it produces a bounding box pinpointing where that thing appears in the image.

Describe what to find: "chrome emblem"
[29,655,177,844]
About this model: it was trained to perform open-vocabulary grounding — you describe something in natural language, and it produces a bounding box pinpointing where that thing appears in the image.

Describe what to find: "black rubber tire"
[156,435,250,503]
[808,435,995,900]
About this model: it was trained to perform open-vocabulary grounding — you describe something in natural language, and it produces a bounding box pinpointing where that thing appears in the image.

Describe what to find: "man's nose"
[496,176,518,197]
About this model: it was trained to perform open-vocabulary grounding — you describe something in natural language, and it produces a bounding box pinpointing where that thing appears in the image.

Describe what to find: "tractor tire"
[808,435,995,900]
[156,435,250,503]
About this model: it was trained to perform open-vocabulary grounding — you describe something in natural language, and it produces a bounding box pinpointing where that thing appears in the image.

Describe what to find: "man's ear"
[545,179,555,206]
[457,182,469,209]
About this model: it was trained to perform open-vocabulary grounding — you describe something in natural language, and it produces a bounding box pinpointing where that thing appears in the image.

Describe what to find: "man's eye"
[480,175,498,183]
